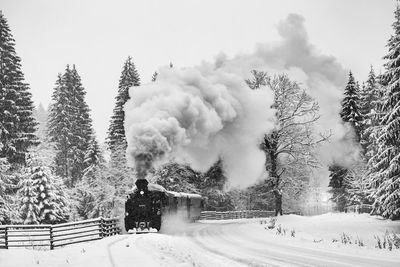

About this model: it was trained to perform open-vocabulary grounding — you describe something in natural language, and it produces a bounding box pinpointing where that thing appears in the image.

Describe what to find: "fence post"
[100,218,104,238]
[49,226,54,250]
[4,227,8,249]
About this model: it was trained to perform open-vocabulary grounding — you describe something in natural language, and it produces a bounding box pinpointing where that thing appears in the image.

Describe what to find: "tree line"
[1,4,400,224]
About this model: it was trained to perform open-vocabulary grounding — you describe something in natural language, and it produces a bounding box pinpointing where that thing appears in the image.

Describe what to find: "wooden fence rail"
[200,210,275,220]
[0,217,120,250]
[345,204,373,214]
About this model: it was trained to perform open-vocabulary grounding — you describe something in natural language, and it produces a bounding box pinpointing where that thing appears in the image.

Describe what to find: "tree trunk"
[274,189,283,216]
[264,131,283,216]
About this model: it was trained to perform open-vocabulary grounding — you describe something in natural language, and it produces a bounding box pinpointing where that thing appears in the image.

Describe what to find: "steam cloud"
[125,65,275,187]
[125,13,357,188]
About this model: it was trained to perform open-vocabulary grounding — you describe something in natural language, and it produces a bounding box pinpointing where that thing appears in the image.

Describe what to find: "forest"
[1,4,400,226]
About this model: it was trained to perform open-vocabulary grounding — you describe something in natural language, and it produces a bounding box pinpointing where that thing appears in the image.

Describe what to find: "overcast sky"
[0,0,395,142]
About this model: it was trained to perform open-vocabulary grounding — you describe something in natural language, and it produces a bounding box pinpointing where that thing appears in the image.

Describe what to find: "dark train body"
[124,179,203,232]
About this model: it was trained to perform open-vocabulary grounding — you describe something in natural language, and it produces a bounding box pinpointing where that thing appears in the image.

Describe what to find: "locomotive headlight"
[140,190,144,195]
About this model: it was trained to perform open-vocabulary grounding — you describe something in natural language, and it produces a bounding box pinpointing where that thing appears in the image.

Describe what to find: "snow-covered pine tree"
[18,152,70,224]
[0,156,13,224]
[33,104,48,141]
[107,57,140,154]
[48,73,72,179]
[201,159,233,211]
[0,11,38,165]
[73,165,117,219]
[327,165,349,212]
[360,67,380,157]
[18,175,39,224]
[340,71,363,141]
[30,165,69,224]
[328,72,364,211]
[364,75,386,163]
[152,162,201,193]
[70,65,94,183]
[83,137,103,177]
[346,162,370,206]
[202,159,227,190]
[360,67,377,117]
[47,66,95,187]
[369,5,400,219]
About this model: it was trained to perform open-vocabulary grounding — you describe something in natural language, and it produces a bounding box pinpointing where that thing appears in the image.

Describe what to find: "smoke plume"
[125,13,357,188]
[215,14,358,167]
[125,65,275,187]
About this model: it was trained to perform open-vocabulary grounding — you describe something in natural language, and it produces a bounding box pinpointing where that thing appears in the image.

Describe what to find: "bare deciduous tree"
[247,71,329,215]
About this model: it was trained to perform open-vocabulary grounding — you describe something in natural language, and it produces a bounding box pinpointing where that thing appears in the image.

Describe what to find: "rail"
[0,217,120,250]
[345,204,373,214]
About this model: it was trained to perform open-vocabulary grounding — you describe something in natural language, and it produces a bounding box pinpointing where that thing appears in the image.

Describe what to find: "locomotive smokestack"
[135,178,149,191]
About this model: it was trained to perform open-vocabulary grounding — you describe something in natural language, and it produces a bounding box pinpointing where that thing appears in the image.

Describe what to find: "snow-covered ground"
[1,213,400,267]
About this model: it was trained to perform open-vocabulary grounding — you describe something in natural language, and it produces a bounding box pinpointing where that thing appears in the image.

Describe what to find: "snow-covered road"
[2,214,400,267]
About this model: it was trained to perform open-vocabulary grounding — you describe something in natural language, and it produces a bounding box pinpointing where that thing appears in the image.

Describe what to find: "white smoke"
[125,65,275,187]
[125,13,358,188]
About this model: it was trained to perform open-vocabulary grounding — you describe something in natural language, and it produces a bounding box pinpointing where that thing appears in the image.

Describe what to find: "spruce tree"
[365,75,386,161]
[30,165,69,223]
[69,65,94,181]
[0,11,38,165]
[369,5,400,219]
[328,165,349,212]
[73,167,115,219]
[329,72,363,210]
[360,67,380,159]
[83,137,103,177]
[48,66,94,187]
[0,156,13,223]
[48,73,72,180]
[33,104,48,140]
[107,57,140,154]
[340,71,363,141]
[360,67,377,117]
[19,175,39,224]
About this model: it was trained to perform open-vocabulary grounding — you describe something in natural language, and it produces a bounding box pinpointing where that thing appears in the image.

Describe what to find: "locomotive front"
[124,179,163,233]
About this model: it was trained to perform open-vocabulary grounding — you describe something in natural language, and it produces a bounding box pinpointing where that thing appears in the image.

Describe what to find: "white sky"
[0,0,395,142]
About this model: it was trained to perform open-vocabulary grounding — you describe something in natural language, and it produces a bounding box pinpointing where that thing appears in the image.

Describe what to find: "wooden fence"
[345,204,373,214]
[200,210,275,220]
[0,217,120,250]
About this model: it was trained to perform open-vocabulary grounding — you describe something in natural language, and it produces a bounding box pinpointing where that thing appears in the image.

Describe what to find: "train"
[124,179,203,233]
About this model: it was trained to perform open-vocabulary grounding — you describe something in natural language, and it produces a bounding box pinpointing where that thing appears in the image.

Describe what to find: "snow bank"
[273,213,400,248]
[2,213,399,267]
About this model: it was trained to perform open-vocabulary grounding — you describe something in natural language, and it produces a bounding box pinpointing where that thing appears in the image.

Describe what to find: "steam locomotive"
[124,179,203,233]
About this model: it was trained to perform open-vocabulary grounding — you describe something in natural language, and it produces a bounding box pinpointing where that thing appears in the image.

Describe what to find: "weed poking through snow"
[276,225,282,235]
[374,231,400,250]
